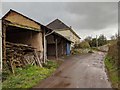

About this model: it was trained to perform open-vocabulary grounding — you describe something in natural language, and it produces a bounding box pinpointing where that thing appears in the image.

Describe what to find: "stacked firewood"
[6,42,42,74]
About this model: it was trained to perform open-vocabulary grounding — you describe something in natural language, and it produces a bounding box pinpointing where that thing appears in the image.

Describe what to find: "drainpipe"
[43,30,55,63]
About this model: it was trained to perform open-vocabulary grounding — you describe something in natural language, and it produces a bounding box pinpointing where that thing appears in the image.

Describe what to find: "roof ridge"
[2,9,42,26]
[47,18,70,30]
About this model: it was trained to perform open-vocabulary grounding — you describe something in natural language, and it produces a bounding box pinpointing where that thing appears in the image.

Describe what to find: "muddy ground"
[34,52,111,88]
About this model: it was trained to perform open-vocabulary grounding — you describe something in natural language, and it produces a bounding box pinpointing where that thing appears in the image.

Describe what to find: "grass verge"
[104,56,120,90]
[2,60,59,89]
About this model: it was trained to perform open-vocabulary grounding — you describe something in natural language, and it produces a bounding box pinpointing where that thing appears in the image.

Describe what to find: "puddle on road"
[63,76,71,79]
[54,70,72,79]
[53,81,71,88]
[54,70,62,76]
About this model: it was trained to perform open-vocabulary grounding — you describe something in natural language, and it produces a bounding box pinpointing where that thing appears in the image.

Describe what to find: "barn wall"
[31,32,43,52]
[57,39,67,56]
[71,32,80,44]
[47,34,55,44]
[58,42,62,56]
[46,34,55,56]
[4,11,40,30]
[47,44,55,56]
[63,40,67,55]
[47,35,67,57]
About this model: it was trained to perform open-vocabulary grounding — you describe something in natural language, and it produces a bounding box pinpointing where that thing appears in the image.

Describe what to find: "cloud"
[76,24,118,40]
[1,2,118,39]
[1,0,119,2]
[64,2,118,30]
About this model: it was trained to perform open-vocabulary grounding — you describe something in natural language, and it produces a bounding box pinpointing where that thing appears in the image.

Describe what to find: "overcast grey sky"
[1,2,118,40]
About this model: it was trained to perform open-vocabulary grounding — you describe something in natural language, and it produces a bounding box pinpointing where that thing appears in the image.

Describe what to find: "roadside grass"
[104,56,119,89]
[104,40,120,90]
[43,60,59,69]
[2,60,59,89]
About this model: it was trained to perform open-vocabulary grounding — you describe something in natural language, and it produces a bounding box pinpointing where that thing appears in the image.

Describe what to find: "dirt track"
[34,52,111,88]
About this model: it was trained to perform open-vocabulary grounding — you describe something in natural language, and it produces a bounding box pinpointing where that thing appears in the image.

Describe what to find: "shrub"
[88,50,93,53]
[107,42,118,65]
[78,41,90,49]
[81,41,90,48]
[71,49,82,55]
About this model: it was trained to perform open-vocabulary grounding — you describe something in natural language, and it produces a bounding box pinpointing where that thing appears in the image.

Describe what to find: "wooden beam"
[5,20,41,32]
[34,50,42,67]
[62,40,64,55]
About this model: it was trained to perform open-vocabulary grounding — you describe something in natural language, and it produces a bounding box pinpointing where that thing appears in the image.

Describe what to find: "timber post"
[62,40,64,55]
[0,19,2,69]
[55,38,58,60]
[43,29,46,63]
[2,20,7,65]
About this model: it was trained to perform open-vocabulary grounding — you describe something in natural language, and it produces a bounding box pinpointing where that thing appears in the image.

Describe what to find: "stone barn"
[2,9,72,71]
[47,19,81,49]
[2,9,45,68]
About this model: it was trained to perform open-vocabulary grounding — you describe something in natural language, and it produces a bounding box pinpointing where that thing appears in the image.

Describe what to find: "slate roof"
[47,19,70,30]
[47,19,81,39]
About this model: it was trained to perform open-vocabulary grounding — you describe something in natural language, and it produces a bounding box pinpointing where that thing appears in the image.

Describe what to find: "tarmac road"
[34,52,111,88]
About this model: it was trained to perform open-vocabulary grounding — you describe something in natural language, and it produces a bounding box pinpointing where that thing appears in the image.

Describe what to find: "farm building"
[46,31,71,59]
[47,19,81,48]
[2,9,72,70]
[2,9,46,69]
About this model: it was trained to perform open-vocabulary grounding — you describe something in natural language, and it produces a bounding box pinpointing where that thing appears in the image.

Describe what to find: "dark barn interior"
[46,34,68,58]
[6,26,38,46]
